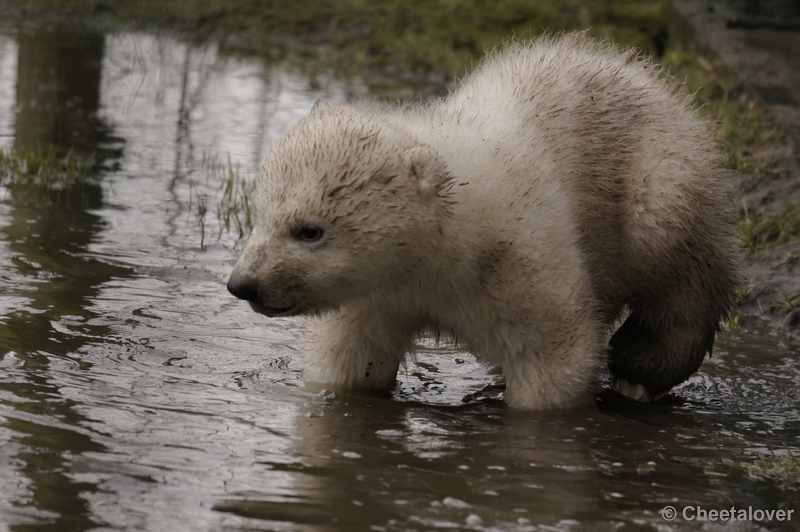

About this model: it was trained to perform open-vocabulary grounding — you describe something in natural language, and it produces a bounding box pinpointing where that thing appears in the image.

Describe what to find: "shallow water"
[0,22,798,532]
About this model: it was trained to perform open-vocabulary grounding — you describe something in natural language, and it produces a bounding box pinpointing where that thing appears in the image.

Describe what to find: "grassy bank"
[8,0,672,75]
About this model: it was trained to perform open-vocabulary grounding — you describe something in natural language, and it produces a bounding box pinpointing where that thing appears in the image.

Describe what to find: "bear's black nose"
[227,276,258,302]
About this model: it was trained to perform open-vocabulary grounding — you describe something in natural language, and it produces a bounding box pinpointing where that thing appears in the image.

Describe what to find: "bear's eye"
[295,225,325,243]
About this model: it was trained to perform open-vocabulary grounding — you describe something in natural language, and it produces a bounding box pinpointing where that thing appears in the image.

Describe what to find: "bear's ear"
[405,145,448,198]
[310,99,331,115]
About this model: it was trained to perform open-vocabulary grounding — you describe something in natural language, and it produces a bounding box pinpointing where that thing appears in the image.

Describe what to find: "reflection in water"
[16,27,104,154]
[1,23,129,531]
[0,23,349,531]
[0,21,798,532]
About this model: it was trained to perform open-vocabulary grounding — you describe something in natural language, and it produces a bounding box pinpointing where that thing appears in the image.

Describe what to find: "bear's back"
[394,35,734,319]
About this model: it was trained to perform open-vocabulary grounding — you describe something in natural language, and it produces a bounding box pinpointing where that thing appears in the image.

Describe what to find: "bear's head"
[228,101,454,317]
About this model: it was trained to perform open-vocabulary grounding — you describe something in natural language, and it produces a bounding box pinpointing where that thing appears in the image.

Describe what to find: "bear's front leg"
[496,313,606,410]
[301,304,414,391]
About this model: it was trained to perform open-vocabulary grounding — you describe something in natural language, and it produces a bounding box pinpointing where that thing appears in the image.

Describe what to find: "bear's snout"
[228,269,307,317]
[227,275,258,302]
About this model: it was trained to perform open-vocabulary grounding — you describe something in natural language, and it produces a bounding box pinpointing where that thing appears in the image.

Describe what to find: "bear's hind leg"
[608,315,716,401]
[302,305,414,392]
[609,227,738,401]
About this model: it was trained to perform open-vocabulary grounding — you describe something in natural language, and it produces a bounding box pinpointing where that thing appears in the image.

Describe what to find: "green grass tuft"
[0,147,95,187]
[0,147,98,208]
[731,432,800,491]
[771,290,799,314]
[738,201,800,255]
[189,152,253,248]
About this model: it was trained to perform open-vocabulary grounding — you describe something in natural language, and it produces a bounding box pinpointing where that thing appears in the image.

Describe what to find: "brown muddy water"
[0,22,799,532]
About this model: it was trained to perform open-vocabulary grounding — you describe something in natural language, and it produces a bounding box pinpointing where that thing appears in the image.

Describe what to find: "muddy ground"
[674,1,800,336]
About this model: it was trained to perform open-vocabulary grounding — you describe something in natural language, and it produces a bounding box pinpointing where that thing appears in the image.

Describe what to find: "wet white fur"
[231,34,736,409]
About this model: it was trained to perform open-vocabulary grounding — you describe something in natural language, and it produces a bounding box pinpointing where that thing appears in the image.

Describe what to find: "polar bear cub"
[227,34,740,409]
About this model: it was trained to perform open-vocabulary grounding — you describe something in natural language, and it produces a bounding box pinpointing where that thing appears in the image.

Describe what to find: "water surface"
[0,22,798,532]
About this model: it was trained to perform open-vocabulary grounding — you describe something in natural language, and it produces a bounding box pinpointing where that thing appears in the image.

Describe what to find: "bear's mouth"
[250,301,299,317]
